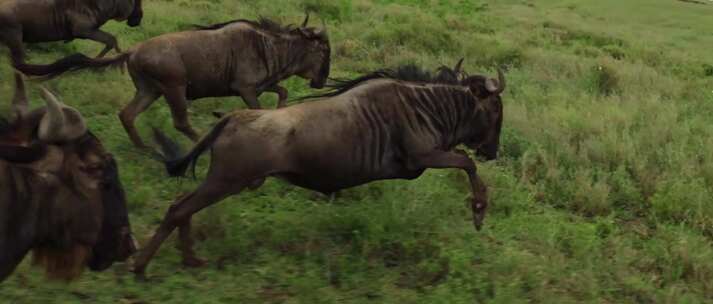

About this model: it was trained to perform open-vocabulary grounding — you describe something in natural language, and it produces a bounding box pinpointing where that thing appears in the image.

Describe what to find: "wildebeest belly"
[185,80,235,100]
[275,154,425,194]
[276,167,425,194]
[21,21,71,42]
[12,4,74,43]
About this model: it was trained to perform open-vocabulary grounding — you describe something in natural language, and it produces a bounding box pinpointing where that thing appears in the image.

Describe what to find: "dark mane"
[299,64,463,100]
[192,17,296,34]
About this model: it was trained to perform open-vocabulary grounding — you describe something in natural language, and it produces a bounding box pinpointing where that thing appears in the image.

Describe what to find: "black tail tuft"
[14,52,130,80]
[151,117,232,178]
[151,127,189,177]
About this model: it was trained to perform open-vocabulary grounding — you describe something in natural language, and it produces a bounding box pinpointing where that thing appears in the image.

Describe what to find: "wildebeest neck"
[254,33,312,91]
[90,0,135,22]
[392,83,482,150]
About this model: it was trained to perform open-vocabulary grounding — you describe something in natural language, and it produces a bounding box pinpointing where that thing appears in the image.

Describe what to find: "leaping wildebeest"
[132,62,505,276]
[0,0,143,63]
[15,16,331,148]
[0,75,136,282]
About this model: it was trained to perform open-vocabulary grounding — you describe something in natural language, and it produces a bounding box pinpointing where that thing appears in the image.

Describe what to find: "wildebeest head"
[112,0,143,27]
[293,15,331,89]
[0,88,135,280]
[127,0,143,27]
[71,134,135,272]
[462,68,505,161]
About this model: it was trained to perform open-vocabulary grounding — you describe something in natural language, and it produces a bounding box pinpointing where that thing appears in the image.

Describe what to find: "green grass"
[2,0,713,302]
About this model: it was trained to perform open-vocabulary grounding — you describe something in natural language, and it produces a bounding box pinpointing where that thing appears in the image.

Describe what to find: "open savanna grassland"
[2,0,713,302]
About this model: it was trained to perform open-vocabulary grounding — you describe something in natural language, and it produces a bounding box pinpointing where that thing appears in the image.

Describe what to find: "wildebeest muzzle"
[127,0,143,27]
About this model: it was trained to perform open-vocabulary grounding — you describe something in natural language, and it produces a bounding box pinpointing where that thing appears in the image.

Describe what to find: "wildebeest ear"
[299,28,315,39]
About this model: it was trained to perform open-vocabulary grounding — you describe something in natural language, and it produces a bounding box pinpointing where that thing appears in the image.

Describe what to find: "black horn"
[485,68,506,94]
[453,58,464,75]
[302,13,310,27]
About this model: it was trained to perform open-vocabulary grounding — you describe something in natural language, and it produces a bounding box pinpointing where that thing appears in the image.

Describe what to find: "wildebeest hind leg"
[2,33,27,108]
[177,218,205,268]
[120,90,161,148]
[163,86,200,141]
[132,179,245,276]
[1,29,25,65]
[11,72,28,116]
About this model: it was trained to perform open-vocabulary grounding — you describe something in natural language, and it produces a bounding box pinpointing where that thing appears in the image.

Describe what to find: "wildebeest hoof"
[131,267,148,281]
[248,178,266,190]
[134,272,149,282]
[182,256,207,268]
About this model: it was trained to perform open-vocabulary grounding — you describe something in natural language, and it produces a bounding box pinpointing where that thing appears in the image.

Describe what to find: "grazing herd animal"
[0,3,506,282]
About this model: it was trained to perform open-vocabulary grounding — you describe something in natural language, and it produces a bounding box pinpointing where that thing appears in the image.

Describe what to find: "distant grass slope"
[1,0,713,303]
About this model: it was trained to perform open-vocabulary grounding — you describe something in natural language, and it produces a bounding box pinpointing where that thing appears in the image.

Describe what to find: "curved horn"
[302,13,310,27]
[39,86,66,140]
[37,86,87,143]
[485,68,506,94]
[453,58,464,75]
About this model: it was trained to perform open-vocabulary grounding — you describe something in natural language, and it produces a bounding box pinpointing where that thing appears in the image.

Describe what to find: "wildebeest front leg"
[236,87,262,109]
[163,86,200,142]
[75,29,121,58]
[407,149,488,231]
[265,85,289,108]
[2,32,28,112]
[120,89,161,148]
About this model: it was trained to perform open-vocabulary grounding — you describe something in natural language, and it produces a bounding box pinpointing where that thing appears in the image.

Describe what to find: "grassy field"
[2,0,713,302]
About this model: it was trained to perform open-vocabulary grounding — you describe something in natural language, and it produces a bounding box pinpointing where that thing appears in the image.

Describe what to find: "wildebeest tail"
[152,118,231,177]
[13,52,131,80]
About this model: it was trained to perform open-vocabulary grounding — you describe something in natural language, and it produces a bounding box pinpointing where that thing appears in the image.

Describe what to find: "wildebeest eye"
[80,163,104,178]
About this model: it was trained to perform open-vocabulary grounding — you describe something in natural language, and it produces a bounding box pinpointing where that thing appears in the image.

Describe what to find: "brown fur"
[4,0,142,77]
[32,244,90,281]
[0,78,134,282]
[132,63,505,276]
[12,16,330,148]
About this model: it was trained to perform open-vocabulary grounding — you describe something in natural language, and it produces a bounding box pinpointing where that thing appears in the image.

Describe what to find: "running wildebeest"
[132,62,505,276]
[0,0,143,64]
[0,75,136,282]
[15,15,331,148]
